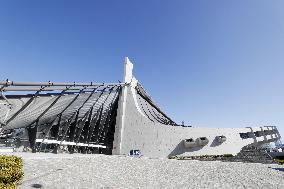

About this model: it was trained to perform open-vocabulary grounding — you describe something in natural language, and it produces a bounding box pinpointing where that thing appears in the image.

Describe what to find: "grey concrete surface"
[112,85,278,158]
[2,153,283,189]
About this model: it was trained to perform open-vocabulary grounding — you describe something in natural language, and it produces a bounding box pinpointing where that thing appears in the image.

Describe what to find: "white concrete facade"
[112,58,281,158]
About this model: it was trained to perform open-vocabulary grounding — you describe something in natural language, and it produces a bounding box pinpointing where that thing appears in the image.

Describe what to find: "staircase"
[229,145,276,164]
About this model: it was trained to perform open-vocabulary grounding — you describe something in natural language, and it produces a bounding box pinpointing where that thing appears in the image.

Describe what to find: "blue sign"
[129,150,141,156]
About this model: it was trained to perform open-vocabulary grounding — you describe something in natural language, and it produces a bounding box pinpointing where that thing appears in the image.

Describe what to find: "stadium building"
[0,58,281,157]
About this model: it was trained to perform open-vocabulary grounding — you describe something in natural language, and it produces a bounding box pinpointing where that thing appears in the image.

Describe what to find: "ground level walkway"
[2,152,284,189]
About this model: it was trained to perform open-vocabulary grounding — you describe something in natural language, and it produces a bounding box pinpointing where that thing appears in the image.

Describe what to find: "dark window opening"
[185,138,194,142]
[254,131,261,137]
[240,133,249,139]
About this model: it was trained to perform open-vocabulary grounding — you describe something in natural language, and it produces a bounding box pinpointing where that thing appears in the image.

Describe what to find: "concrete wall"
[112,58,281,158]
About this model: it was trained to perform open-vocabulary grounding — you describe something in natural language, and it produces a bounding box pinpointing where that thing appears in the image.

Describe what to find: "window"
[240,133,249,139]
[185,138,194,142]
[254,131,261,137]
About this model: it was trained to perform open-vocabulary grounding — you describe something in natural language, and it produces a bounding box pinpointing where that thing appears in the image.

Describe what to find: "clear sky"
[0,1,283,137]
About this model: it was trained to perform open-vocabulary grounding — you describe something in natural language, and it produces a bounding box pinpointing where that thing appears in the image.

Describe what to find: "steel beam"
[138,96,154,122]
[97,88,120,144]
[68,86,102,142]
[90,106,104,145]
[74,87,115,152]
[136,89,176,125]
[30,89,69,126]
[5,87,47,125]
[0,80,125,87]
[93,87,116,144]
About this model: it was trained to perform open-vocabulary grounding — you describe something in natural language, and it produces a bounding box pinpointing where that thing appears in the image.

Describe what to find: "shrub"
[275,159,284,164]
[0,155,24,189]
[0,182,16,189]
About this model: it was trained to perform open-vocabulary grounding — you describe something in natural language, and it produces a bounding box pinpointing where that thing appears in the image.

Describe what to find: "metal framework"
[0,78,181,154]
[136,82,177,125]
[0,80,125,154]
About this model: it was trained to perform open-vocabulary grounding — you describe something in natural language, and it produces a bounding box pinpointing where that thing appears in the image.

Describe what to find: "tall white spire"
[123,57,133,83]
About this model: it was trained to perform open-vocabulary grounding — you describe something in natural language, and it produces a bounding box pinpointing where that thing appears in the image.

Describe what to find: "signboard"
[129,150,141,157]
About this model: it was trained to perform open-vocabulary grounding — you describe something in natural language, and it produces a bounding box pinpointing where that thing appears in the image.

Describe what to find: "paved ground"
[2,153,284,189]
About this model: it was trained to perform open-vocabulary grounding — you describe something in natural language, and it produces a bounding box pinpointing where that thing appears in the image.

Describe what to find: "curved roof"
[0,81,123,130]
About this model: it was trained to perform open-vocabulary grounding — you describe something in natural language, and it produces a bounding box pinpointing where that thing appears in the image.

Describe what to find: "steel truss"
[136,82,177,125]
[0,80,124,154]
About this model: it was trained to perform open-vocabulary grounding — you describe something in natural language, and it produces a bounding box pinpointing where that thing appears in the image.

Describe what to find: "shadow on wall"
[210,137,223,147]
[168,141,205,157]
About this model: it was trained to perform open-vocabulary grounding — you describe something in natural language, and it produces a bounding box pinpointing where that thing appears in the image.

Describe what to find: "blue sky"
[0,1,283,136]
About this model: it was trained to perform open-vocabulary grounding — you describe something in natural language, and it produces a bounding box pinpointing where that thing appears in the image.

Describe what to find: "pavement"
[1,152,284,189]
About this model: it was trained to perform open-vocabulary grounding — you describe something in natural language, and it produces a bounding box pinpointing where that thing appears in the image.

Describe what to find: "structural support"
[5,88,45,125]
[96,87,117,144]
[38,88,86,152]
[27,123,38,153]
[91,107,104,145]
[51,117,61,154]
[98,88,120,144]
[112,57,133,155]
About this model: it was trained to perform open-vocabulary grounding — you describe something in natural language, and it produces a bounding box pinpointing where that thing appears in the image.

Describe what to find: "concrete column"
[112,57,133,155]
